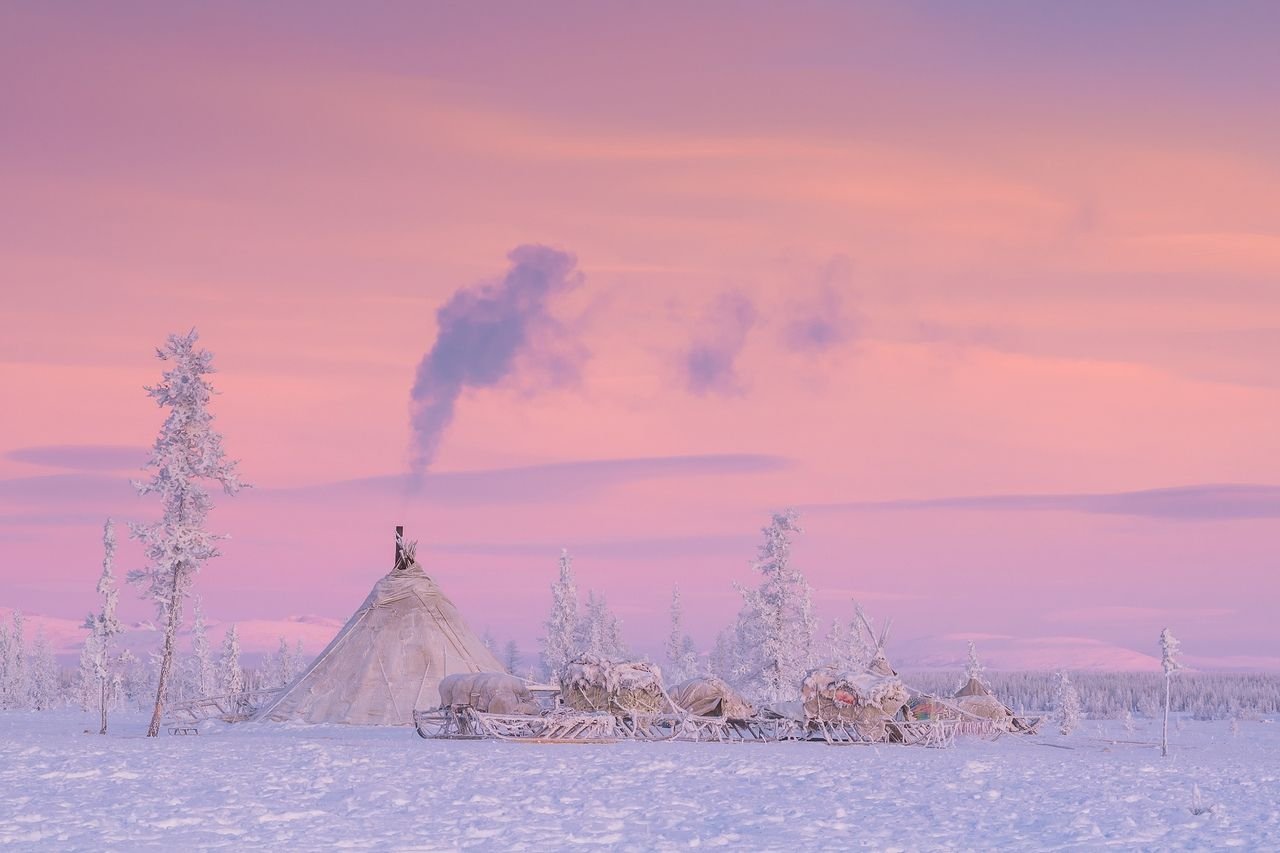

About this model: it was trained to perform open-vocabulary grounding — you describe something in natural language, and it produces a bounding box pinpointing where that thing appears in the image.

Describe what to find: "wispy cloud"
[0,454,791,512]
[683,290,757,395]
[812,587,919,603]
[5,444,148,472]
[1045,605,1234,623]
[273,454,791,506]
[0,473,139,505]
[426,532,754,561]
[805,483,1280,521]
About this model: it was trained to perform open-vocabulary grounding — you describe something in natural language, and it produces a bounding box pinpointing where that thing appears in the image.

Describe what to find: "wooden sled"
[414,706,618,743]
[162,687,285,734]
[656,714,804,743]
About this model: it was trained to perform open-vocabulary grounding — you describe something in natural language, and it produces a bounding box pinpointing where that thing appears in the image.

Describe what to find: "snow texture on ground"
[1,711,1277,851]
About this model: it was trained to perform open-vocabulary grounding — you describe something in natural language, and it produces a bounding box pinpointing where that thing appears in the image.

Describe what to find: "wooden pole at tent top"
[395,525,404,570]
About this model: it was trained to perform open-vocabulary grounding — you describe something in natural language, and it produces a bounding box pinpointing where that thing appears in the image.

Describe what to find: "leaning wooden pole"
[395,525,405,570]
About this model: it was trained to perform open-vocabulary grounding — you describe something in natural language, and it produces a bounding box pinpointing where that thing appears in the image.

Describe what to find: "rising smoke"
[409,245,581,474]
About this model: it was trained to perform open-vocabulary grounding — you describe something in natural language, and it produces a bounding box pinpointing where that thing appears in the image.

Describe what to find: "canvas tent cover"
[256,561,504,726]
[952,676,1012,722]
[560,655,672,716]
[437,672,540,715]
[801,667,909,725]
[908,678,1027,731]
[670,676,755,719]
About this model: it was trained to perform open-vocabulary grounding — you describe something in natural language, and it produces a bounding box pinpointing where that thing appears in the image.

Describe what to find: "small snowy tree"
[541,549,579,681]
[260,636,300,689]
[0,611,28,710]
[964,641,989,690]
[731,509,816,702]
[1122,708,1136,734]
[481,628,497,654]
[189,596,216,697]
[219,624,244,695]
[129,330,245,736]
[1160,627,1181,757]
[709,628,736,683]
[77,638,97,711]
[0,620,10,708]
[665,585,700,683]
[576,590,626,659]
[83,519,129,730]
[1055,670,1081,735]
[27,631,60,711]
[499,639,519,675]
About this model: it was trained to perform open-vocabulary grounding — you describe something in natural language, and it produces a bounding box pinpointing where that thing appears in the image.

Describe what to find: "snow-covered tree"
[0,620,10,708]
[481,628,497,654]
[27,631,60,711]
[964,641,989,690]
[709,628,736,683]
[576,590,626,659]
[258,636,299,689]
[541,549,579,681]
[1055,670,1081,735]
[822,605,872,672]
[0,611,27,710]
[730,509,816,702]
[83,519,128,732]
[1160,627,1182,757]
[128,330,245,737]
[502,639,521,675]
[664,585,700,683]
[219,624,244,695]
[77,638,97,711]
[189,595,216,698]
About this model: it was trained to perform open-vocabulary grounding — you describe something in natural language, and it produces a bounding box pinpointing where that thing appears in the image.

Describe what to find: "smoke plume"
[409,245,580,473]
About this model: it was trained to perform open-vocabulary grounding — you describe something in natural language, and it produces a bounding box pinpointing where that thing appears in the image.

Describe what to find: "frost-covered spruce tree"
[964,641,990,690]
[1160,627,1181,757]
[0,611,27,710]
[189,595,216,697]
[219,625,244,695]
[27,631,60,711]
[77,639,97,711]
[731,509,816,703]
[1122,708,1136,734]
[709,628,736,684]
[262,636,302,688]
[502,640,520,675]
[83,519,128,732]
[665,585,700,683]
[541,549,579,681]
[576,590,626,659]
[129,330,245,737]
[1055,670,1081,735]
[823,606,871,672]
[0,617,13,709]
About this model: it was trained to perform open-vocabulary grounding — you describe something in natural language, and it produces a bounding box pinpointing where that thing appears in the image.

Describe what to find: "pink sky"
[3,3,1280,670]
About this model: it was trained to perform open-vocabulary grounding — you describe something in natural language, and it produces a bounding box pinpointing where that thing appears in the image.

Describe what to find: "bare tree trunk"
[99,678,108,735]
[1161,674,1170,757]
[146,571,185,738]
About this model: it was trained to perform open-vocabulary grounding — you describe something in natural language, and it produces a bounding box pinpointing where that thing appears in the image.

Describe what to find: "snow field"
[1,711,1278,851]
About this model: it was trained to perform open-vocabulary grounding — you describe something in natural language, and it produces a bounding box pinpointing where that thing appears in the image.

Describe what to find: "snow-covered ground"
[2,711,1278,851]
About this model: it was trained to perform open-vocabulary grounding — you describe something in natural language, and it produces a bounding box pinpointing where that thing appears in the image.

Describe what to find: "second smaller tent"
[438,672,541,715]
[670,676,755,720]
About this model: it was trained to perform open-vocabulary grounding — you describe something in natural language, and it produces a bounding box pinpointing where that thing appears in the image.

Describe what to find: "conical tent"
[257,559,504,725]
[954,677,991,698]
